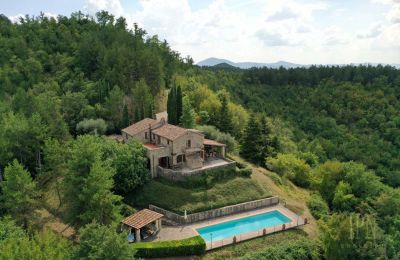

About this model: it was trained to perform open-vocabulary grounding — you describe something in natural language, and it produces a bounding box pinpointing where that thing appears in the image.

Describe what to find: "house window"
[187,140,191,148]
[152,134,155,139]
[167,140,170,145]
[157,136,161,144]
[145,132,148,139]
[177,154,186,163]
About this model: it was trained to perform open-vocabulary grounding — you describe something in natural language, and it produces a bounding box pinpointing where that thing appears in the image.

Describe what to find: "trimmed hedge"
[132,236,206,258]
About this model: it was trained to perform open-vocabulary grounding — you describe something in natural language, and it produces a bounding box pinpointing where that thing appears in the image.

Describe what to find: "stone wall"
[156,159,236,182]
[149,196,279,224]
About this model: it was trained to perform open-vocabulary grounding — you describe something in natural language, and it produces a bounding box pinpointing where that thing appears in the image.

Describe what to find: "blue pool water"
[196,210,290,242]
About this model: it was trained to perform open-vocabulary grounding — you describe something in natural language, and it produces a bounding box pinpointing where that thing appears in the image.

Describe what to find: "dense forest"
[0,11,399,259]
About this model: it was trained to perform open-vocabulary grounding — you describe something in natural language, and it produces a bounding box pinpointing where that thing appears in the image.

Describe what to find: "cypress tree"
[134,107,141,122]
[176,86,183,124]
[146,100,154,119]
[122,104,130,127]
[167,86,177,124]
[167,87,173,123]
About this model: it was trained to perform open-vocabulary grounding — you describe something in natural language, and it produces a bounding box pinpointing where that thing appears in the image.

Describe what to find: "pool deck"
[152,204,305,249]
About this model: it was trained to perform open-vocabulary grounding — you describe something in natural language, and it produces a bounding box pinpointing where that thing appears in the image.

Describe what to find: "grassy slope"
[202,229,309,260]
[127,176,271,214]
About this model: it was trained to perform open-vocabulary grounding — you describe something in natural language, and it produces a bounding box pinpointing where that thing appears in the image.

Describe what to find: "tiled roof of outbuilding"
[121,209,163,229]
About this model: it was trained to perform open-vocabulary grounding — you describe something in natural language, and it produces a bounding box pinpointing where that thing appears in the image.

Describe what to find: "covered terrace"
[204,138,226,160]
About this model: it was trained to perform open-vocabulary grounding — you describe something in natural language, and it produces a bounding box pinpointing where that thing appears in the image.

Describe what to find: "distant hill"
[197,57,303,69]
[197,57,400,69]
[212,62,239,70]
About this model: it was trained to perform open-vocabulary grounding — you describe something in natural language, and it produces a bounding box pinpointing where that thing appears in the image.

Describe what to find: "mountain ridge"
[197,57,400,69]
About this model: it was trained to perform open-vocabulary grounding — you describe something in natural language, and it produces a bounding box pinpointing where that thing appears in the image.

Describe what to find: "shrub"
[76,118,107,135]
[307,193,329,220]
[120,203,136,218]
[266,171,283,185]
[234,160,248,169]
[237,167,252,177]
[267,153,311,188]
[132,236,206,258]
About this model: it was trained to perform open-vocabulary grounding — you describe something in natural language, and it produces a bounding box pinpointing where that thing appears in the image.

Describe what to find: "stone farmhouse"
[121,112,235,179]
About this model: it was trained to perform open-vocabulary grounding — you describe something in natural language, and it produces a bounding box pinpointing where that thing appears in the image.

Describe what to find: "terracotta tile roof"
[143,143,163,150]
[188,129,204,135]
[121,209,163,230]
[152,124,188,141]
[122,118,157,137]
[204,138,226,147]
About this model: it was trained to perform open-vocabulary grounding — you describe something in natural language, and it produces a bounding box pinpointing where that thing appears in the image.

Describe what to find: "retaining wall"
[156,159,236,182]
[149,196,279,224]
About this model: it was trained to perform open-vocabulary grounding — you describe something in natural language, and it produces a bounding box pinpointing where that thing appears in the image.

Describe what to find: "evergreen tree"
[176,86,183,124]
[1,160,39,227]
[134,107,141,123]
[260,116,276,161]
[240,114,261,163]
[122,104,130,127]
[167,86,177,124]
[217,92,233,134]
[63,136,121,227]
[180,96,196,128]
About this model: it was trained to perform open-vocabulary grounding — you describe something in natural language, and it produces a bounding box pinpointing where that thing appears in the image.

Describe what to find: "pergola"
[121,209,163,242]
[204,138,226,158]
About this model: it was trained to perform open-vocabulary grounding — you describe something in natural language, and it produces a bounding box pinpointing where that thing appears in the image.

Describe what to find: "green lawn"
[126,176,271,214]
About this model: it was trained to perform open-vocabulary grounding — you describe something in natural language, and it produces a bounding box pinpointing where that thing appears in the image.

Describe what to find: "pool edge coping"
[185,204,305,250]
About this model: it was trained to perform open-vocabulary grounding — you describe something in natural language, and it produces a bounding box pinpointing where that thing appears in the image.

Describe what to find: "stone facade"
[121,112,230,178]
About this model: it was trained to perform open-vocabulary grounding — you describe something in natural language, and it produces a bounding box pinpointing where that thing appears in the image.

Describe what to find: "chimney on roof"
[156,111,168,123]
[149,124,152,142]
[160,118,166,125]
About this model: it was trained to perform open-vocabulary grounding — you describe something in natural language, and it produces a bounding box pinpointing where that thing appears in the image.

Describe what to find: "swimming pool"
[196,210,291,242]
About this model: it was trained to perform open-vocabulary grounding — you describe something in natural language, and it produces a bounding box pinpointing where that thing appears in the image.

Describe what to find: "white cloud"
[255,30,291,46]
[387,5,400,23]
[357,23,383,38]
[371,0,400,4]
[266,8,298,21]
[296,25,311,33]
[85,0,124,17]
[323,26,349,45]
[78,0,399,64]
[8,13,24,23]
[8,12,57,23]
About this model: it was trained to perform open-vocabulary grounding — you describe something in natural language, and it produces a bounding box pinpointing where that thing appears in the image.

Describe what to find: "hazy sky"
[2,0,400,64]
